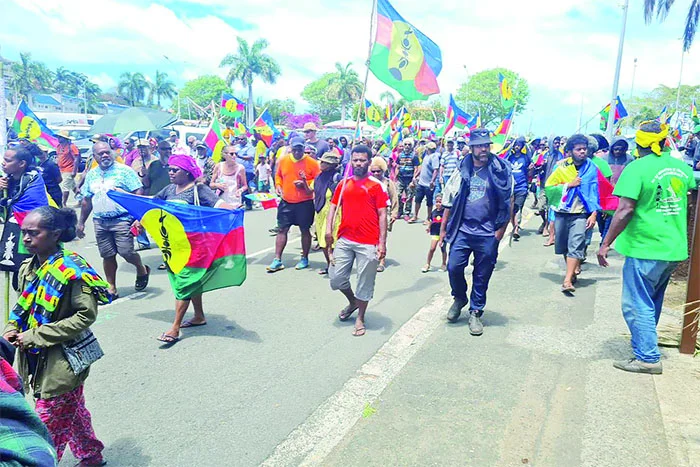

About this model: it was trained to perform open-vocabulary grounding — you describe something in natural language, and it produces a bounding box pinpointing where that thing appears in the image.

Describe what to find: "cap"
[169,131,178,137]
[426,142,437,150]
[456,136,466,143]
[290,137,305,148]
[57,130,74,140]
[196,141,207,149]
[303,122,319,132]
[320,153,340,164]
[136,138,150,147]
[468,129,492,146]
[304,144,318,153]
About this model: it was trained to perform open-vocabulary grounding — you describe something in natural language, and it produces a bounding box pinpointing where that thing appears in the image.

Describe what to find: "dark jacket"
[442,153,513,244]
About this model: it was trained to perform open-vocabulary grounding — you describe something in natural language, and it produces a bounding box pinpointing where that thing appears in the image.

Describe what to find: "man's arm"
[438,207,451,246]
[77,197,93,238]
[597,197,636,267]
[71,146,80,176]
[377,207,388,259]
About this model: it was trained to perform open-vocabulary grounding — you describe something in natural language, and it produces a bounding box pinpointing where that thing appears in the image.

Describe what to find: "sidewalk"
[322,226,700,466]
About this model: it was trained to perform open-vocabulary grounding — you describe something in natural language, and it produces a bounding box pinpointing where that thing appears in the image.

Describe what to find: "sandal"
[135,265,151,291]
[157,333,179,345]
[421,265,430,273]
[181,320,207,328]
[338,304,359,321]
[561,283,576,294]
[543,240,555,247]
[376,264,385,273]
[318,268,328,275]
[352,326,366,337]
[158,263,167,270]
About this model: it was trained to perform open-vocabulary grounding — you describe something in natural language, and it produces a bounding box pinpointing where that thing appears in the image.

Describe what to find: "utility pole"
[606,0,629,142]
[0,46,6,159]
[629,58,637,99]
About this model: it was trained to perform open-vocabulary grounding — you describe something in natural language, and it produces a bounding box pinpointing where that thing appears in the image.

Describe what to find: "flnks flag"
[204,117,226,162]
[438,94,471,136]
[365,99,383,127]
[12,101,59,148]
[369,0,442,101]
[107,191,246,299]
[599,96,628,131]
[221,93,245,119]
[252,109,279,147]
[498,73,514,109]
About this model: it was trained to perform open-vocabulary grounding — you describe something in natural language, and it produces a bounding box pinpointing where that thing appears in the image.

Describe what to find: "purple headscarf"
[169,154,202,180]
[109,137,123,150]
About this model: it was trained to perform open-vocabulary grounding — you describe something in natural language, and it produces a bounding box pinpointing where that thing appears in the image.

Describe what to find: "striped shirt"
[440,149,461,180]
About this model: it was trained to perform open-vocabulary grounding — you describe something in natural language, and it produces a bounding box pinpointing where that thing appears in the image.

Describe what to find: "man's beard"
[353,166,368,177]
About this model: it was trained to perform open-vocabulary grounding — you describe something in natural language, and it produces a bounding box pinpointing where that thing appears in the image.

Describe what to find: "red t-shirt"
[331,176,390,245]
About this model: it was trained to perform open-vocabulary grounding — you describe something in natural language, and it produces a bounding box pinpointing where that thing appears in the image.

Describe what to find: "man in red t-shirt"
[56,131,80,206]
[326,144,389,337]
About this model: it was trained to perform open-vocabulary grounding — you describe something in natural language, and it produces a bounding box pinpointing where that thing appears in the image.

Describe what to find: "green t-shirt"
[591,156,613,179]
[613,154,696,261]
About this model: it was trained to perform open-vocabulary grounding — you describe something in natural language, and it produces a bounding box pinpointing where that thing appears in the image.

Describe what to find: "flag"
[494,108,514,136]
[107,191,246,299]
[245,193,279,209]
[381,123,392,144]
[390,106,405,130]
[252,109,279,147]
[233,119,249,137]
[545,158,618,213]
[365,99,382,127]
[672,124,683,142]
[468,111,481,130]
[692,99,699,124]
[657,105,670,124]
[385,102,393,121]
[498,73,514,109]
[12,100,59,148]
[369,0,442,101]
[0,173,53,272]
[220,93,245,119]
[599,96,628,131]
[204,117,226,162]
[390,129,402,149]
[402,109,412,128]
[447,94,470,130]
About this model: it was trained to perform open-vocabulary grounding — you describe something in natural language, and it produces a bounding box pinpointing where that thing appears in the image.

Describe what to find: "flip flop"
[561,284,576,294]
[158,263,167,270]
[421,265,430,273]
[338,304,359,321]
[352,326,366,337]
[181,320,207,328]
[318,268,328,275]
[376,264,386,273]
[135,265,151,291]
[157,333,179,345]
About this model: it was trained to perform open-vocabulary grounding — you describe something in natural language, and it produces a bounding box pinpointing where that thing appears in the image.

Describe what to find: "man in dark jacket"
[439,129,513,335]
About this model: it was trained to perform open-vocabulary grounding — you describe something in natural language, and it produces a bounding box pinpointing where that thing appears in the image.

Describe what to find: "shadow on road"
[136,310,263,343]
[332,310,394,335]
[447,310,510,328]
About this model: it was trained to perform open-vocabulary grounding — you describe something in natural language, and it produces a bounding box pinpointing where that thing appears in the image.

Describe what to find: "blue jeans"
[621,257,678,363]
[597,212,612,241]
[447,231,499,314]
[136,230,150,248]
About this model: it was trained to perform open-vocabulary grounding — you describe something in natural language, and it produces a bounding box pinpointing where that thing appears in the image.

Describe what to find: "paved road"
[54,208,450,466]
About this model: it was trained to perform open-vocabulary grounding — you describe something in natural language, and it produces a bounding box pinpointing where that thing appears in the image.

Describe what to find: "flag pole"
[606,0,629,142]
[353,0,378,143]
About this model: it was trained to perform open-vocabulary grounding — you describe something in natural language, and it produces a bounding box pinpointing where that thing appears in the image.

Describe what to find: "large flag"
[369,0,442,101]
[599,96,628,131]
[204,117,226,162]
[252,109,279,147]
[365,99,382,127]
[692,99,699,124]
[12,100,59,148]
[107,191,246,299]
[498,73,514,109]
[494,108,514,136]
[545,158,618,214]
[0,172,53,272]
[220,93,245,119]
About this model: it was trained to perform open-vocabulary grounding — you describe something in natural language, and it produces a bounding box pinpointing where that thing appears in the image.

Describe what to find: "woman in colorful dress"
[2,205,111,466]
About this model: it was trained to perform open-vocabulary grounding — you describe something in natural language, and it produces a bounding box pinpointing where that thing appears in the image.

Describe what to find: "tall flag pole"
[369,0,442,101]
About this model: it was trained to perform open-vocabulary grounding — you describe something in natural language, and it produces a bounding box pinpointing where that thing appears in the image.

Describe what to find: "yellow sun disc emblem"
[19,116,42,140]
[141,208,192,273]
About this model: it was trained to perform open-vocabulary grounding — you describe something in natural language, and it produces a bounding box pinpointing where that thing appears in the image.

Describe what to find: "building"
[29,93,83,113]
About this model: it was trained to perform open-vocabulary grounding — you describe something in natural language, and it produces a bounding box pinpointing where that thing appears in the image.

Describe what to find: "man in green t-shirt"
[598,121,696,375]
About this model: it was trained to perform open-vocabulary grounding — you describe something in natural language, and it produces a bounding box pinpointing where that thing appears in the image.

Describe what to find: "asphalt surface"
[53,207,450,466]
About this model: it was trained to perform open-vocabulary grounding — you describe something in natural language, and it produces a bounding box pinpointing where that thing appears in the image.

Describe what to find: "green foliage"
[118,72,148,106]
[220,37,281,124]
[175,75,230,119]
[625,84,700,127]
[148,71,176,107]
[407,97,446,122]
[455,68,529,127]
[326,62,363,123]
[301,72,342,123]
[262,98,296,123]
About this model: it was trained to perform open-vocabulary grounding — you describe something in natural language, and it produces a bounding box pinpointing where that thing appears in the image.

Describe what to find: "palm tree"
[644,1,700,51]
[118,72,148,106]
[220,37,281,125]
[326,62,363,124]
[148,70,176,108]
[9,52,51,99]
[53,66,74,94]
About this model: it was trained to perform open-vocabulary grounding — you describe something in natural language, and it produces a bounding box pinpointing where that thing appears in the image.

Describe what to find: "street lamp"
[606,0,629,142]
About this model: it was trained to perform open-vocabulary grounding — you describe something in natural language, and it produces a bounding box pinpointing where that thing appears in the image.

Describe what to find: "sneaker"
[468,311,484,336]
[267,258,284,273]
[295,257,309,270]
[446,299,467,323]
[613,358,662,375]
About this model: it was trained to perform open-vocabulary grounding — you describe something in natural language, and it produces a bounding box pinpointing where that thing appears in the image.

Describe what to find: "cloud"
[87,73,117,91]
[3,0,700,134]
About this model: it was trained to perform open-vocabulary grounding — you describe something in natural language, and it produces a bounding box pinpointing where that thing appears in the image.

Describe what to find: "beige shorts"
[60,172,75,192]
[329,237,379,302]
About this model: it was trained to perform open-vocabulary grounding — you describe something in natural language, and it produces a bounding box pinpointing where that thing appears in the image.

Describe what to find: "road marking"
[246,235,301,259]
[262,213,533,466]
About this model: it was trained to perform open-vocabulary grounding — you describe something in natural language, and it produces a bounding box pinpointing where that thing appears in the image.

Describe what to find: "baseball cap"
[290,137,305,148]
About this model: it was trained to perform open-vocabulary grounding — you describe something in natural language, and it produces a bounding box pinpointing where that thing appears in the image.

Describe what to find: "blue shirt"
[508,152,530,194]
[237,143,256,172]
[460,168,495,236]
[81,163,142,219]
[440,149,460,181]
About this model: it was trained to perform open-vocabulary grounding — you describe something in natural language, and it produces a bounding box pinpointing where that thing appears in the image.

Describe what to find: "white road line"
[246,235,301,259]
[262,213,534,466]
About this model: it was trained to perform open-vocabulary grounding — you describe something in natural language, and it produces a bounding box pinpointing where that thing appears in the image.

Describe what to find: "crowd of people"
[0,115,697,464]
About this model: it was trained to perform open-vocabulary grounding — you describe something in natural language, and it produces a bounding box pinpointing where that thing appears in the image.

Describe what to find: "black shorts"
[277,199,315,229]
[513,191,527,213]
[415,184,434,205]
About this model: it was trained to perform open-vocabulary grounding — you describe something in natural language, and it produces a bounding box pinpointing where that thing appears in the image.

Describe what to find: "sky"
[2,0,700,135]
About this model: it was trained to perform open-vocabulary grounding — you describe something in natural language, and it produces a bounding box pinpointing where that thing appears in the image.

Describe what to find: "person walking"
[545,134,599,294]
[3,206,111,466]
[77,143,150,297]
[370,156,397,272]
[506,137,532,240]
[422,193,447,273]
[598,121,696,374]
[439,129,512,335]
[412,142,439,224]
[395,138,420,220]
[439,139,460,190]
[55,130,80,207]
[326,145,389,337]
[236,136,257,209]
[267,137,321,272]
[28,143,63,207]
[210,145,247,209]
[314,152,342,275]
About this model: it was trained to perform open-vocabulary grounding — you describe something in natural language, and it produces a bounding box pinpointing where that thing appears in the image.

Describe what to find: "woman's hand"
[2,330,17,344]
[0,177,8,191]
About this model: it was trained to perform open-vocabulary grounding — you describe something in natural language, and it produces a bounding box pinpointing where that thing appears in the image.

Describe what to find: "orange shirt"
[275,154,320,204]
[56,143,79,173]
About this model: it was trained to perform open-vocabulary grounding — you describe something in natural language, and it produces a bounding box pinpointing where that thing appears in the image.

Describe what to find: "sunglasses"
[304,151,313,154]
[370,169,383,174]
[167,167,181,173]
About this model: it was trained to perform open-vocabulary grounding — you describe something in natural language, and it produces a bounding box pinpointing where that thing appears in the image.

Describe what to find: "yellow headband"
[635,122,669,156]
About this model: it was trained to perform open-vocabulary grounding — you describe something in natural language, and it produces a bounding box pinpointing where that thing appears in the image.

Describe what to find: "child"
[256,155,272,193]
[422,193,447,273]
